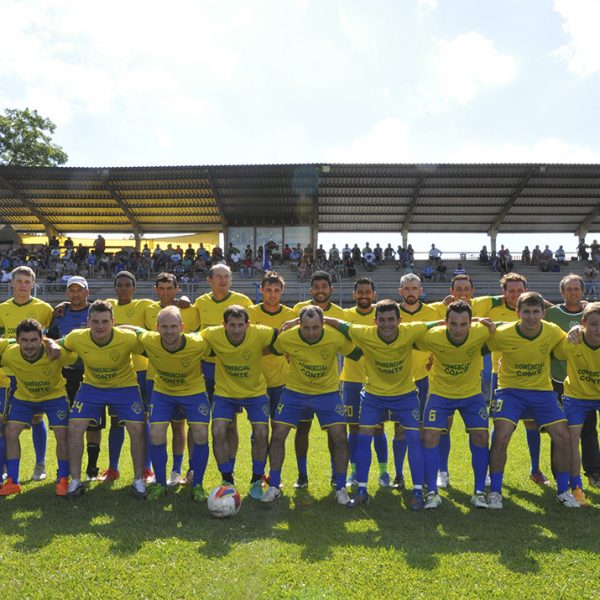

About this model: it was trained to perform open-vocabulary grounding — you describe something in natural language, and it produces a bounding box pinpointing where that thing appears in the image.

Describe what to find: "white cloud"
[552,0,600,77]
[322,118,414,163]
[426,32,517,106]
[417,0,438,16]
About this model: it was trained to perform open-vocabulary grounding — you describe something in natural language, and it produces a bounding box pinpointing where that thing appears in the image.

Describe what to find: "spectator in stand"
[351,244,362,263]
[297,258,308,282]
[240,256,253,278]
[362,248,376,272]
[479,245,489,264]
[281,244,291,262]
[406,244,415,263]
[590,240,600,266]
[555,245,566,264]
[374,243,383,264]
[289,246,301,270]
[429,243,442,263]
[193,255,207,276]
[577,239,589,261]
[539,245,553,272]
[531,245,542,266]
[49,235,60,248]
[93,234,106,256]
[343,254,356,278]
[328,244,340,263]
[420,262,433,281]
[229,248,242,271]
[75,244,88,265]
[384,243,395,263]
[197,243,210,263]
[362,242,373,256]
[315,244,327,263]
[244,245,253,260]
[521,245,531,264]
[212,244,224,264]
[453,262,466,276]
[184,244,195,261]
[64,236,74,250]
[341,244,351,259]
[182,254,193,276]
[433,260,448,282]
[584,262,599,300]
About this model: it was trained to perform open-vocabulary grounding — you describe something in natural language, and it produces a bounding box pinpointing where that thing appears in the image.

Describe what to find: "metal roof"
[0,163,599,237]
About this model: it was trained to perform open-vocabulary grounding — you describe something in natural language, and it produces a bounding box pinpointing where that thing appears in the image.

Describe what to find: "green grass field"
[1,421,599,599]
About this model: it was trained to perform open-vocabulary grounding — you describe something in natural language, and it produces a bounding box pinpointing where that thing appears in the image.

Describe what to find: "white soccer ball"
[207,485,242,518]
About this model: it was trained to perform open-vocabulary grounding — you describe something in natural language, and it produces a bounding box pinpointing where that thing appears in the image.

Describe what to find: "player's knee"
[470,430,488,447]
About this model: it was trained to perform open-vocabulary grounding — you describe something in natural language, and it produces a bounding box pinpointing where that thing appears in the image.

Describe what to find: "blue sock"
[405,430,425,487]
[348,433,358,470]
[6,458,19,483]
[150,444,168,486]
[218,460,234,477]
[570,474,583,490]
[269,469,281,488]
[144,421,152,470]
[556,471,569,495]
[335,472,346,491]
[526,428,541,473]
[297,456,308,477]
[252,459,266,477]
[0,434,5,478]
[393,437,407,477]
[191,443,209,487]
[355,433,372,489]
[423,446,439,493]
[32,420,47,464]
[373,432,388,466]
[490,471,503,494]
[439,432,451,472]
[108,426,125,471]
[57,459,69,479]
[470,443,489,493]
[172,454,184,474]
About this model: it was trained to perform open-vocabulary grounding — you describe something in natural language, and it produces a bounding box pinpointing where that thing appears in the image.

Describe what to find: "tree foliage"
[0,108,68,166]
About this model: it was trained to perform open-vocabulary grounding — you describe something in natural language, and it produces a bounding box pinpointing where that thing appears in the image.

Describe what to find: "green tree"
[0,108,68,166]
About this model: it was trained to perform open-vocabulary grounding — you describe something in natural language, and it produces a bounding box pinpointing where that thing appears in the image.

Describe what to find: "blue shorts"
[0,386,8,420]
[492,388,566,430]
[150,390,210,425]
[491,374,535,421]
[343,381,363,425]
[416,376,429,421]
[212,394,269,425]
[71,383,145,426]
[563,396,600,427]
[146,379,185,423]
[423,393,489,432]
[359,390,420,430]
[267,386,284,420]
[274,389,346,429]
[8,396,69,428]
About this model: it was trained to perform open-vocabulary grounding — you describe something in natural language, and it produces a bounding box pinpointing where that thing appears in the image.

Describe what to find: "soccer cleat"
[424,491,442,510]
[130,479,147,499]
[85,467,99,482]
[346,473,357,488]
[183,469,194,486]
[529,470,550,486]
[436,471,450,489]
[99,468,120,482]
[556,490,580,508]
[470,492,489,509]
[146,484,168,501]
[65,480,85,499]
[352,491,370,507]
[487,491,503,509]
[410,491,424,511]
[249,480,264,500]
[191,485,208,503]
[335,487,353,507]
[261,485,282,503]
[0,477,22,496]
[167,471,182,487]
[572,487,589,507]
[392,474,405,490]
[31,463,47,481]
[55,477,69,497]
[378,472,392,488]
[143,468,156,484]
[293,474,309,489]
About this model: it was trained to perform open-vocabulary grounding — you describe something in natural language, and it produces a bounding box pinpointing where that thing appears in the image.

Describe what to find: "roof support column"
[489,229,497,253]
[402,229,408,250]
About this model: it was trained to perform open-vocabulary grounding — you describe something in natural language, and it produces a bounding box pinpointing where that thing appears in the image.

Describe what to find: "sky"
[1,0,600,251]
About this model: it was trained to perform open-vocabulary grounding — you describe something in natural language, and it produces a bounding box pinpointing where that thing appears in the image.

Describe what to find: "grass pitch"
[1,420,599,599]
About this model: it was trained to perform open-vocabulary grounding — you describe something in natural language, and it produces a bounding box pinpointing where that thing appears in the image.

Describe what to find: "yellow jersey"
[553,336,600,400]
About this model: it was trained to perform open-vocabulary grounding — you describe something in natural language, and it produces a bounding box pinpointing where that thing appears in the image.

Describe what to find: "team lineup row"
[0,264,599,511]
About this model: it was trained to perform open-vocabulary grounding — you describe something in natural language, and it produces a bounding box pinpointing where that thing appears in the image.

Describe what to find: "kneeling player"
[0,319,76,496]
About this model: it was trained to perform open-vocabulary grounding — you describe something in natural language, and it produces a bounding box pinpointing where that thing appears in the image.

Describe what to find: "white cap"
[66,276,88,289]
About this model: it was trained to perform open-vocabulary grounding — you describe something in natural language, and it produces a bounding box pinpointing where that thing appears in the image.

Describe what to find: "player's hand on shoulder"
[567,325,584,344]
[53,301,70,317]
[279,318,299,333]
[43,337,62,360]
[177,296,191,309]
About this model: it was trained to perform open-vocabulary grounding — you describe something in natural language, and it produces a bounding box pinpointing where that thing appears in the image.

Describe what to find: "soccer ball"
[207,485,242,518]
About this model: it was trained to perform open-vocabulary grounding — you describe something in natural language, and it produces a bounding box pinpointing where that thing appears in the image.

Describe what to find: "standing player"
[144,272,200,486]
[262,306,361,506]
[292,271,345,488]
[341,278,391,488]
[0,266,53,481]
[202,306,274,499]
[487,292,579,508]
[60,300,147,499]
[546,274,600,489]
[47,276,100,480]
[0,319,76,496]
[418,301,492,509]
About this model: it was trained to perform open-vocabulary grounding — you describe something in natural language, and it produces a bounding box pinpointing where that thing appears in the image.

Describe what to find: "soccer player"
[554,301,600,506]
[291,270,345,488]
[47,276,101,480]
[60,300,147,499]
[134,306,212,501]
[247,271,295,420]
[145,272,200,486]
[487,292,579,508]
[394,274,439,489]
[0,319,76,497]
[202,305,274,499]
[194,264,252,481]
[0,266,53,481]
[546,274,600,489]
[262,305,361,506]
[324,300,428,509]
[418,301,492,509]
[341,278,391,488]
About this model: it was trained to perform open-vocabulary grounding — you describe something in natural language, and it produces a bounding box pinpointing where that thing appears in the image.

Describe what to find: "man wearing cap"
[48,276,99,479]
